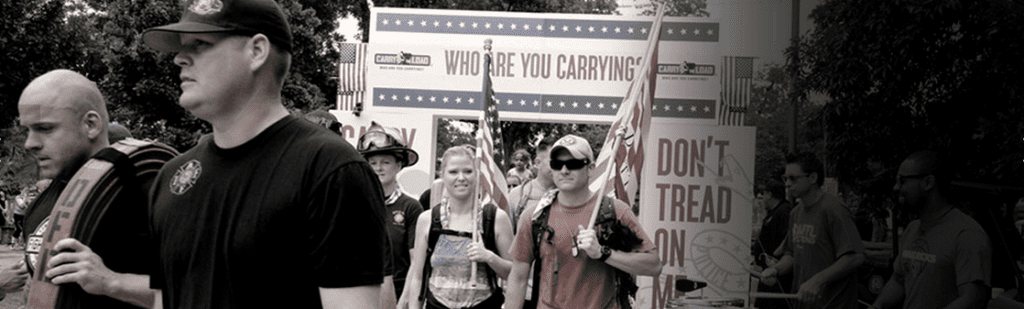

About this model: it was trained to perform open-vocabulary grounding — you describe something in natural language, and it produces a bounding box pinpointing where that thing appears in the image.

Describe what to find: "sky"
[337,0,823,72]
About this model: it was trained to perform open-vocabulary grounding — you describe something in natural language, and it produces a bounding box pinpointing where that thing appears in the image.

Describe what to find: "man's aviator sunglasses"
[550,158,590,170]
[358,131,400,152]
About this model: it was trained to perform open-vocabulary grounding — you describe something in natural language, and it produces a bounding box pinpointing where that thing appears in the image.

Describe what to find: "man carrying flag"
[504,6,667,309]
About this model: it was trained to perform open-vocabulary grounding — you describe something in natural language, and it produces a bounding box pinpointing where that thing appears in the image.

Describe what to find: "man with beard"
[869,151,991,309]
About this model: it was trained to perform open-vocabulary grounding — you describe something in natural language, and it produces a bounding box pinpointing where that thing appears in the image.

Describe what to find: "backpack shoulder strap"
[428,206,443,250]
[482,203,501,292]
[595,196,617,228]
[483,203,498,252]
[420,206,443,301]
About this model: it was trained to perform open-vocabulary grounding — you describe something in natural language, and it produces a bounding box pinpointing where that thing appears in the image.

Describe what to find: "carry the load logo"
[189,0,223,15]
[657,61,715,76]
[375,51,431,66]
[170,159,202,195]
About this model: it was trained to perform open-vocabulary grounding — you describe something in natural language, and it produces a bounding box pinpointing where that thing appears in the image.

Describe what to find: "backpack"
[530,194,642,309]
[420,203,502,301]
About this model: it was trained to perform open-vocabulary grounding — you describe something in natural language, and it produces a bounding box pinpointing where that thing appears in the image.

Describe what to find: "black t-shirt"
[23,142,171,309]
[387,194,423,288]
[753,199,793,263]
[148,116,389,309]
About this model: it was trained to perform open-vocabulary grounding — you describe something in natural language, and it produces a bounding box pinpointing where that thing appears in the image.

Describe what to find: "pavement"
[0,244,26,309]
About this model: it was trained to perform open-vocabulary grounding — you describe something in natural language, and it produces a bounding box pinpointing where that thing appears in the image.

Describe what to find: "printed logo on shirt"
[25,216,50,274]
[393,210,405,226]
[901,238,932,277]
[791,224,817,245]
[170,160,201,195]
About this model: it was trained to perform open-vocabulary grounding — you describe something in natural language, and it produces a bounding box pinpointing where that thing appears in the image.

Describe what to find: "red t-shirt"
[510,195,657,309]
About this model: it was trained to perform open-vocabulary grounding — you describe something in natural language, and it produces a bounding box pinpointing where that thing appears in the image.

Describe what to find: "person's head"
[507,175,522,189]
[893,151,951,212]
[19,69,110,179]
[141,0,293,120]
[549,134,595,193]
[759,182,786,203]
[782,152,824,200]
[304,110,341,134]
[511,149,531,170]
[108,123,133,143]
[534,136,557,183]
[439,145,477,201]
[358,122,419,188]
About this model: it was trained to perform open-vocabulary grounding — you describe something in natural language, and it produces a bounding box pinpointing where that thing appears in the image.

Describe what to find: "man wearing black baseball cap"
[142,0,389,308]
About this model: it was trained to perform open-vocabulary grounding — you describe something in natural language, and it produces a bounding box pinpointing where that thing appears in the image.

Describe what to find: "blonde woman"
[401,145,514,309]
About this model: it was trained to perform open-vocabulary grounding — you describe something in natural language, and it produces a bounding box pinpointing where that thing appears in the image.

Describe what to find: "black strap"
[530,196,637,308]
[421,204,501,302]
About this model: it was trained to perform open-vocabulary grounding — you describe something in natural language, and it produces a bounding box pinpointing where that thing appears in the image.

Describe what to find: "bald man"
[15,69,164,308]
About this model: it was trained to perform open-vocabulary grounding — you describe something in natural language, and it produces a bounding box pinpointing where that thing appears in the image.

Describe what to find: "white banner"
[637,121,755,309]
[367,7,720,125]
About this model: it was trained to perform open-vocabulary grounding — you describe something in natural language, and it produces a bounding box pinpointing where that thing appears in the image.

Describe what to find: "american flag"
[477,51,510,213]
[718,56,754,126]
[589,6,664,207]
[338,43,367,111]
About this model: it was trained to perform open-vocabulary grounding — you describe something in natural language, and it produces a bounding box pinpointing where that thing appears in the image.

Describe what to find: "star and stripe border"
[372,87,714,119]
[375,13,719,42]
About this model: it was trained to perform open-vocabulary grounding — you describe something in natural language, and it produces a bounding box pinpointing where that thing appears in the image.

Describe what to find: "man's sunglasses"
[550,158,590,170]
[357,131,399,152]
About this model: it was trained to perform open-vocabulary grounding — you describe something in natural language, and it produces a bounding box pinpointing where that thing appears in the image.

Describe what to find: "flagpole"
[471,135,483,288]
[587,128,625,230]
[584,4,665,232]
[470,38,494,288]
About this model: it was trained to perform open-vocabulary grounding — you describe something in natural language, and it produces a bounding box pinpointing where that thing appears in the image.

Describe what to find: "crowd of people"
[749,151,1024,309]
[1,0,1021,308]
[0,0,663,308]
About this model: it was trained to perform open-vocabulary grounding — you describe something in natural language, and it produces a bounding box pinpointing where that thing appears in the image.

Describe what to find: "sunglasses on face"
[357,131,399,152]
[550,158,589,170]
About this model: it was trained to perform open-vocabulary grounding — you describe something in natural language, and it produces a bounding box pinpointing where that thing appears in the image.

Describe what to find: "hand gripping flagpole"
[470,38,493,288]
[573,127,624,257]
[575,4,665,257]
[587,127,626,229]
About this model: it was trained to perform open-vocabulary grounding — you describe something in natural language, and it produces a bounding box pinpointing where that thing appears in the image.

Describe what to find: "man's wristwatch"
[597,246,612,262]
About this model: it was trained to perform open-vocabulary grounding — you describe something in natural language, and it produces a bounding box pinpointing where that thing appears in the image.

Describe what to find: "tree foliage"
[637,0,709,17]
[789,0,1024,187]
[0,0,97,191]
[745,63,825,195]
[1,0,353,190]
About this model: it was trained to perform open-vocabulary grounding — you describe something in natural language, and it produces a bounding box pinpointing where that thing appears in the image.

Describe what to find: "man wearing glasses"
[869,151,990,309]
[504,134,661,309]
[760,152,865,309]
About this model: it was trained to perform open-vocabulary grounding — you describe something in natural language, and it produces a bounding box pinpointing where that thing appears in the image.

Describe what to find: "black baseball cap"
[142,0,293,52]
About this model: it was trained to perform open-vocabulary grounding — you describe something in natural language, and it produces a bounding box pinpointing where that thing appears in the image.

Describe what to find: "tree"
[64,0,354,151]
[745,63,825,194]
[0,0,99,191]
[790,0,1024,187]
[637,0,710,17]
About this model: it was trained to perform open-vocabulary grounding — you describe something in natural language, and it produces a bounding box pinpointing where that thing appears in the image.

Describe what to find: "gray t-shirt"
[782,193,865,309]
[893,208,991,309]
